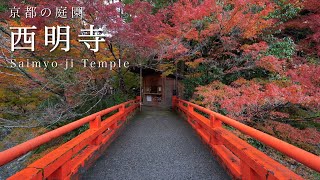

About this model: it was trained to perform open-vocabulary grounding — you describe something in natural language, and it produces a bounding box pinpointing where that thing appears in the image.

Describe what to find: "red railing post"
[90,115,101,129]
[47,160,72,180]
[240,161,260,180]
[187,103,194,123]
[120,104,126,120]
[172,96,177,109]
[210,114,222,128]
[90,115,102,145]
[120,104,125,114]
[136,96,141,111]
[110,104,125,130]
[209,114,221,145]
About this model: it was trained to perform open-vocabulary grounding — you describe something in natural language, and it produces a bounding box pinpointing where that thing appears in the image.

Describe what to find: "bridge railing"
[0,97,140,179]
[172,96,320,179]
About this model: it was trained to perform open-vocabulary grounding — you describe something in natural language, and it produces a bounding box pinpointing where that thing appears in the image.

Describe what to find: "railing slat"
[173,96,320,179]
[1,97,140,179]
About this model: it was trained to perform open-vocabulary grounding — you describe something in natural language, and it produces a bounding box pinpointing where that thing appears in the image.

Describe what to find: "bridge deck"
[81,107,230,179]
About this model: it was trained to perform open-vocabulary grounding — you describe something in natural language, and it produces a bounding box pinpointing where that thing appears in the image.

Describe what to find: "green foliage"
[222,68,270,85]
[223,124,235,131]
[38,96,62,110]
[111,70,140,97]
[306,56,320,65]
[283,28,313,42]
[0,1,8,13]
[313,172,320,180]
[0,88,43,121]
[265,37,295,59]
[122,13,133,23]
[63,124,89,142]
[33,123,89,154]
[0,5,6,13]
[249,4,264,14]
[280,106,320,131]
[147,0,177,13]
[122,0,135,4]
[193,17,213,32]
[123,71,140,94]
[223,4,234,11]
[183,64,223,99]
[123,0,176,13]
[74,93,130,119]
[289,120,320,131]
[247,138,266,151]
[267,0,300,22]
[182,78,198,99]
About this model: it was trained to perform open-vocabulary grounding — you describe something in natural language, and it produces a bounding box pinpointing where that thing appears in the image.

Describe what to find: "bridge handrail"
[173,97,320,177]
[0,98,139,167]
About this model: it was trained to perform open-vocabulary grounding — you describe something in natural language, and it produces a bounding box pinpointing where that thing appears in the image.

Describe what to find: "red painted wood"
[2,96,319,180]
[2,97,140,180]
[172,96,319,179]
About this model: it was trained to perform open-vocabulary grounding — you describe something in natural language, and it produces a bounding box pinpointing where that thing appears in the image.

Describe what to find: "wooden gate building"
[130,66,183,108]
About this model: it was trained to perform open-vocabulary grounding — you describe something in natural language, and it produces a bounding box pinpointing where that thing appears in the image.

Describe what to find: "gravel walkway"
[81,107,230,180]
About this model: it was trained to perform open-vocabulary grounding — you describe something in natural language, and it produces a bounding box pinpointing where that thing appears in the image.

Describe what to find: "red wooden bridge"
[0,96,319,179]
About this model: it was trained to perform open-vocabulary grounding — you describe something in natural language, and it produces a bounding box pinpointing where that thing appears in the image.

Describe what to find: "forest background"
[0,0,319,179]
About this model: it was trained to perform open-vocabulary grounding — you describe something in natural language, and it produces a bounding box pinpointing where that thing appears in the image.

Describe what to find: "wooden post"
[172,96,177,109]
[47,160,72,180]
[120,104,126,121]
[136,96,141,111]
[240,161,260,180]
[90,115,102,145]
[187,103,194,125]
[209,114,221,145]
[139,64,142,111]
[90,115,101,129]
